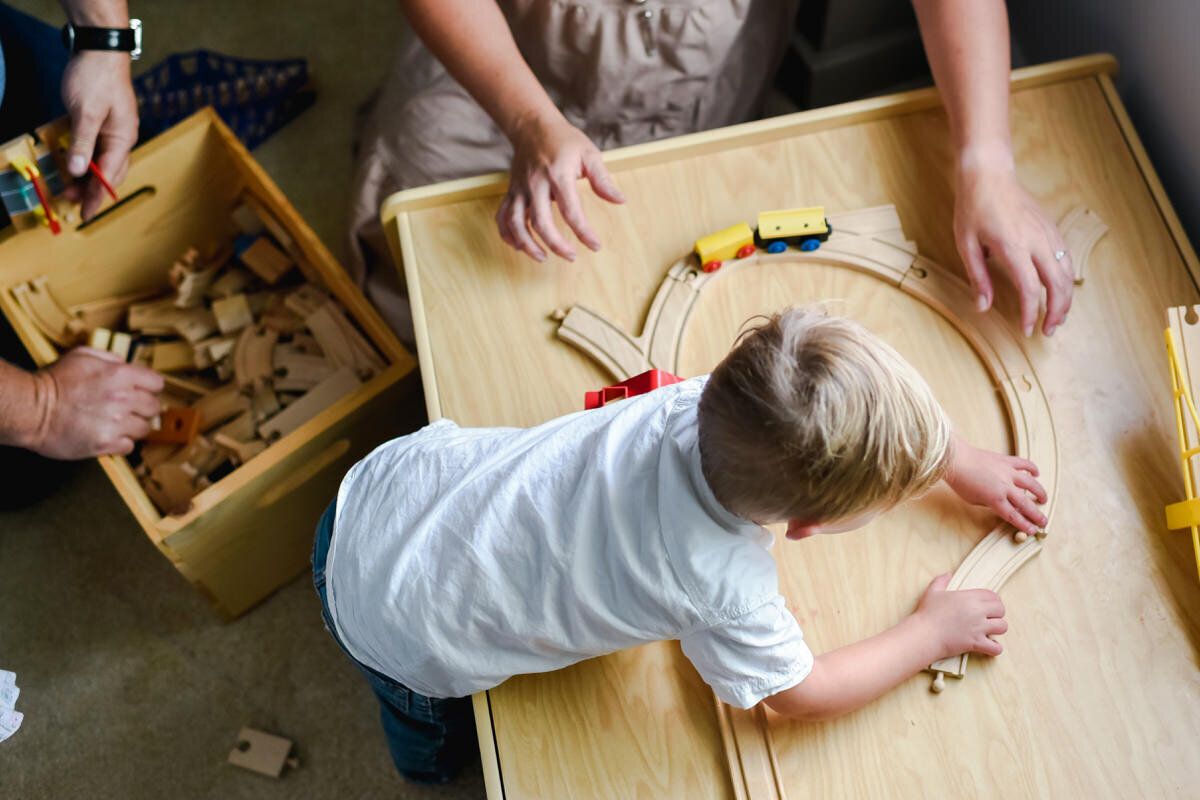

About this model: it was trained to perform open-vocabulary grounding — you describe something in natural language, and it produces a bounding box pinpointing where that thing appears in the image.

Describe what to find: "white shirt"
[325,377,813,708]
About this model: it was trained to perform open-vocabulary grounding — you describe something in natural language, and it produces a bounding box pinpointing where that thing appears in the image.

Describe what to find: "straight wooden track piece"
[257,366,359,442]
[191,383,250,432]
[715,699,788,800]
[68,288,160,332]
[273,345,334,391]
[1059,206,1109,285]
[213,433,267,465]
[304,303,359,373]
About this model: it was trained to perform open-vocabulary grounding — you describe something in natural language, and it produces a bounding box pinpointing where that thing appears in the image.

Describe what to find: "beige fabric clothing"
[348,0,801,349]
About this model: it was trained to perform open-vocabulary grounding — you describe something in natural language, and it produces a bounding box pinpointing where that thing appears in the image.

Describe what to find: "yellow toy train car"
[754,206,831,252]
[693,206,832,273]
[694,222,756,273]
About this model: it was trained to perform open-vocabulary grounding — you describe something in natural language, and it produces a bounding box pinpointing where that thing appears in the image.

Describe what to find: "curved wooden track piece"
[233,325,279,391]
[1059,205,1109,285]
[547,203,1069,799]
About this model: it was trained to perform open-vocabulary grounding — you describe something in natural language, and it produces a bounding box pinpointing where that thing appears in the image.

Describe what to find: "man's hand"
[60,50,138,221]
[914,573,1007,662]
[496,114,625,262]
[23,347,162,459]
[955,150,1074,339]
[944,435,1048,537]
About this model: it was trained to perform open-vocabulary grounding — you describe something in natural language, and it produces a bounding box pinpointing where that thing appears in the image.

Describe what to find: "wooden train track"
[548,203,1105,800]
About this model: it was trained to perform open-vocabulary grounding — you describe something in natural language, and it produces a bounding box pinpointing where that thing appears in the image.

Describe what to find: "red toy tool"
[584,369,684,410]
[88,159,119,202]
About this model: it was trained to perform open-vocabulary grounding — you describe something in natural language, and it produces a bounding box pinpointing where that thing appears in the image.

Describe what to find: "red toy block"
[584,369,684,410]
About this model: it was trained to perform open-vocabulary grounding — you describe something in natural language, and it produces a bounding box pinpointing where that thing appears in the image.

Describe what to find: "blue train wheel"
[766,240,787,254]
[800,239,820,252]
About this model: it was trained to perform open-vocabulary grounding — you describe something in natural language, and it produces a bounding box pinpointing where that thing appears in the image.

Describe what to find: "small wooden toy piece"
[1059,206,1109,285]
[191,384,250,432]
[257,366,360,441]
[212,294,255,335]
[259,295,306,334]
[10,277,85,347]
[88,327,112,350]
[302,301,386,380]
[272,344,333,391]
[233,325,280,390]
[249,387,282,423]
[207,268,253,300]
[239,235,294,284]
[68,289,160,332]
[170,247,223,308]
[144,407,202,445]
[1161,308,1200,586]
[228,727,299,778]
[213,433,267,465]
[230,200,266,235]
[584,369,684,410]
[109,331,132,362]
[143,461,201,516]
[213,410,257,442]
[152,340,197,372]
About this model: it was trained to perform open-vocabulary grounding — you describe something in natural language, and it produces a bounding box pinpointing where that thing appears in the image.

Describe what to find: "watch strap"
[61,20,142,59]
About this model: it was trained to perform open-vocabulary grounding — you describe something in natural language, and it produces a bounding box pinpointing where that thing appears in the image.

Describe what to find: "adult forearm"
[0,361,50,450]
[398,0,562,141]
[59,0,129,26]
[912,0,1014,169]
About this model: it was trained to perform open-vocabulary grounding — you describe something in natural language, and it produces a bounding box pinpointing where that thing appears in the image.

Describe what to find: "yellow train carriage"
[693,222,755,273]
[755,206,831,252]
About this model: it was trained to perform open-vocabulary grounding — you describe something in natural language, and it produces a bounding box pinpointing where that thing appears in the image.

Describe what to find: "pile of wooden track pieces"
[6,194,386,516]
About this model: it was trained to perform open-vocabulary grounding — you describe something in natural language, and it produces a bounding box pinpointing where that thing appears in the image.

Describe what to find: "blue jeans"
[312,501,478,784]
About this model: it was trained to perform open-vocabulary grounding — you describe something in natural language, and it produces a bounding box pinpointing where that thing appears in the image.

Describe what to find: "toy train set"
[693,206,832,273]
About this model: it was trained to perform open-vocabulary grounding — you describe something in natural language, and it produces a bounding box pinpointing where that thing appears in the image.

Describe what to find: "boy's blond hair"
[697,307,953,523]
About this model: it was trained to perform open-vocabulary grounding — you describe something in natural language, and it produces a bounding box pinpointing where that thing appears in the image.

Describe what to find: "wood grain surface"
[386,61,1200,799]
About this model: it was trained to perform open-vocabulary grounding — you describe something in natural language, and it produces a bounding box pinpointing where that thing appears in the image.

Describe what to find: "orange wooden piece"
[145,407,202,444]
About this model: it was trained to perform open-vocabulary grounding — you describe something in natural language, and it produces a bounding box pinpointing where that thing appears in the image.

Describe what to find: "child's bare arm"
[944,433,1048,537]
[764,574,1005,720]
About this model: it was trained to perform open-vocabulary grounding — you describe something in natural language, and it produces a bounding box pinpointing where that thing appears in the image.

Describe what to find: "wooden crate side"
[162,368,418,617]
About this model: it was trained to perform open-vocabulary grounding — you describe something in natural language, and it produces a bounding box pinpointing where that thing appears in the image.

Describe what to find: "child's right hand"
[914,573,1007,662]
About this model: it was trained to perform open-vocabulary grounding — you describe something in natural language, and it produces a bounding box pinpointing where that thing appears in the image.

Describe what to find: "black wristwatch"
[61,19,142,61]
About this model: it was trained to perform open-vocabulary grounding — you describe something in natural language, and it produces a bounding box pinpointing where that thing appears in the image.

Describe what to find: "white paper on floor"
[0,670,21,743]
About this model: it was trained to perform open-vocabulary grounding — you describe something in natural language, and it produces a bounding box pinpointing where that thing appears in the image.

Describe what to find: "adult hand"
[24,347,162,459]
[954,154,1074,337]
[60,50,139,221]
[496,114,625,262]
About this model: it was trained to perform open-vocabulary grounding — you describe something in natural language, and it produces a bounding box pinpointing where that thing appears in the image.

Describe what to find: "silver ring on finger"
[1054,250,1067,261]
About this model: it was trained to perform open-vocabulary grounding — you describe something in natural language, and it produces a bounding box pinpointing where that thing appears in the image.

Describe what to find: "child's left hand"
[944,436,1048,537]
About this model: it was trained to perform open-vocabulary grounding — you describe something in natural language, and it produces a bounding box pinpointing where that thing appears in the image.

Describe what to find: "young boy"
[312,307,1048,783]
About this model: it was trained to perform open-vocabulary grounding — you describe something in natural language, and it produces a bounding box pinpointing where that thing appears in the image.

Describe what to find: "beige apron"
[347,0,801,349]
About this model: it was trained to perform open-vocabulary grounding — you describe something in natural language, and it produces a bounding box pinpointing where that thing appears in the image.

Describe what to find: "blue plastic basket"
[133,50,315,150]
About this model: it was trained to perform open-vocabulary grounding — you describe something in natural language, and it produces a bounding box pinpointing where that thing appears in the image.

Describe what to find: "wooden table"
[382,55,1200,799]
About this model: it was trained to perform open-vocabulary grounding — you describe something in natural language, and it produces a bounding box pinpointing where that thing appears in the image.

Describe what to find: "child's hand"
[915,573,1007,662]
[945,436,1048,537]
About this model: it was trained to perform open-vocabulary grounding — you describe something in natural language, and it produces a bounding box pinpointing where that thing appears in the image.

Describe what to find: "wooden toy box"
[0,108,416,617]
